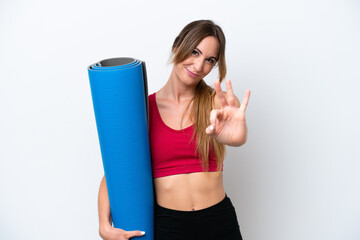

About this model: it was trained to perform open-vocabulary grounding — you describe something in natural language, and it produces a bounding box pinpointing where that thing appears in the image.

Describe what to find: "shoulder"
[213,91,240,109]
[148,92,156,100]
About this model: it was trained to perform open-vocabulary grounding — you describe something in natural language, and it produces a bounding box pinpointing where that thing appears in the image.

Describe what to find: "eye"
[192,50,199,56]
[206,58,216,65]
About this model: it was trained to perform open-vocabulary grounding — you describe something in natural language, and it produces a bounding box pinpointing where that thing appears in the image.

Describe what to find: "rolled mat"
[88,57,154,239]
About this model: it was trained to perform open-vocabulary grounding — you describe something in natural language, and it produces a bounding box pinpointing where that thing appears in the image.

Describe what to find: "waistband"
[155,194,233,217]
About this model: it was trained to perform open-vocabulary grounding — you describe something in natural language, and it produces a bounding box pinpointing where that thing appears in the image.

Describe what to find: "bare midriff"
[154,171,226,211]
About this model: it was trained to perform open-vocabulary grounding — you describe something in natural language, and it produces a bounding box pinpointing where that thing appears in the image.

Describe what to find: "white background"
[1,0,359,239]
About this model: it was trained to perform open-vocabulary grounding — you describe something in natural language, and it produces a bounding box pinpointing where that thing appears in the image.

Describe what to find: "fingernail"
[209,125,214,131]
[140,231,145,235]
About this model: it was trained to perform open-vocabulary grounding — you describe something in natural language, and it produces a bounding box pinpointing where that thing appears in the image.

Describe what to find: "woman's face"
[173,36,219,86]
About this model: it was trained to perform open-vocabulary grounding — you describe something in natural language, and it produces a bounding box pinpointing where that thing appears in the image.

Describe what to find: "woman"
[98,19,251,240]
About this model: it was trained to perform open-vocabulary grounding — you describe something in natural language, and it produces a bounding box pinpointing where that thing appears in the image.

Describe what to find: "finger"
[239,89,251,112]
[225,79,236,106]
[209,109,223,129]
[206,124,215,135]
[214,80,228,108]
[125,230,145,238]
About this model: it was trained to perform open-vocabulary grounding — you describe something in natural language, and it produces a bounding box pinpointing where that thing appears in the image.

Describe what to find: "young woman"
[98,19,251,240]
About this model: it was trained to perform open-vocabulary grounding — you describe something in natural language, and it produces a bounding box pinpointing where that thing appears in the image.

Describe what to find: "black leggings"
[154,194,243,240]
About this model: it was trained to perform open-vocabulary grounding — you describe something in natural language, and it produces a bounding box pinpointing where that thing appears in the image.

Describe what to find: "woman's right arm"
[98,175,145,240]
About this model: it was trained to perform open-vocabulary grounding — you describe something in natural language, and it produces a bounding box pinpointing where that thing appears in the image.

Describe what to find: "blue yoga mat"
[88,57,154,239]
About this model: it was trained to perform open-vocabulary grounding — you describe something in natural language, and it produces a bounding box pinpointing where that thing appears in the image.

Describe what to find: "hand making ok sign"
[206,79,251,147]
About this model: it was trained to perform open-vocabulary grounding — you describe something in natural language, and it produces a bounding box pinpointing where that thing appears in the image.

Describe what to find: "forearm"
[98,175,112,230]
[97,176,145,239]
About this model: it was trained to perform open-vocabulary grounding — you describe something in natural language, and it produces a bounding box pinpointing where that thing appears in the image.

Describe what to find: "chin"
[182,71,202,85]
[183,76,201,86]
[173,66,202,87]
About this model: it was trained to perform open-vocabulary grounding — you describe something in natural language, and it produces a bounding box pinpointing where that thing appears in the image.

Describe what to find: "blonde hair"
[171,20,227,171]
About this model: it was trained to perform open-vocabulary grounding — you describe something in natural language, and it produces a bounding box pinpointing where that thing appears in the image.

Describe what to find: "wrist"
[99,222,112,237]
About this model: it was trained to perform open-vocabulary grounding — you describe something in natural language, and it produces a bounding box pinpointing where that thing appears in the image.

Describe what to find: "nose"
[193,57,204,73]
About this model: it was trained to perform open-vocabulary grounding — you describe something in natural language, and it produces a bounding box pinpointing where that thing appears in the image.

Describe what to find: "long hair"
[171,20,226,171]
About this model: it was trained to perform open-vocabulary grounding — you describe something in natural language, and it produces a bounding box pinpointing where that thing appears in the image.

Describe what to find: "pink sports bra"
[148,92,222,178]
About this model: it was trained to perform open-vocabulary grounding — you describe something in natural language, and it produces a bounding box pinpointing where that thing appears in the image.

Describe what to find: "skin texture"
[98,36,251,239]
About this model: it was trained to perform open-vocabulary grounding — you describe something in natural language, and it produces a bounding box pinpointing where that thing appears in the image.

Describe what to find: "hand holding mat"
[88,58,154,239]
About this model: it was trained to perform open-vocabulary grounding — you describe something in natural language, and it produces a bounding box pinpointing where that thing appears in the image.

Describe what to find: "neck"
[159,67,197,103]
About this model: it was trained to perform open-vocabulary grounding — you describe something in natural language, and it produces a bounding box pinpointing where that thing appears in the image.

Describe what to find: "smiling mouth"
[185,68,199,78]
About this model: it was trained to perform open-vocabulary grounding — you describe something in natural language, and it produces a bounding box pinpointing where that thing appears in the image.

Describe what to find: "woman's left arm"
[206,79,251,147]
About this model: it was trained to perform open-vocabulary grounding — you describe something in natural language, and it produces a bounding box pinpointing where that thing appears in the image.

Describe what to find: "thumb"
[126,230,145,238]
[209,109,223,125]
[206,109,222,135]
[205,124,215,135]
[208,109,223,130]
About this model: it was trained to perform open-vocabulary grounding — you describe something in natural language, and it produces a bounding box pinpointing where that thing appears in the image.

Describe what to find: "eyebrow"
[195,48,218,61]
